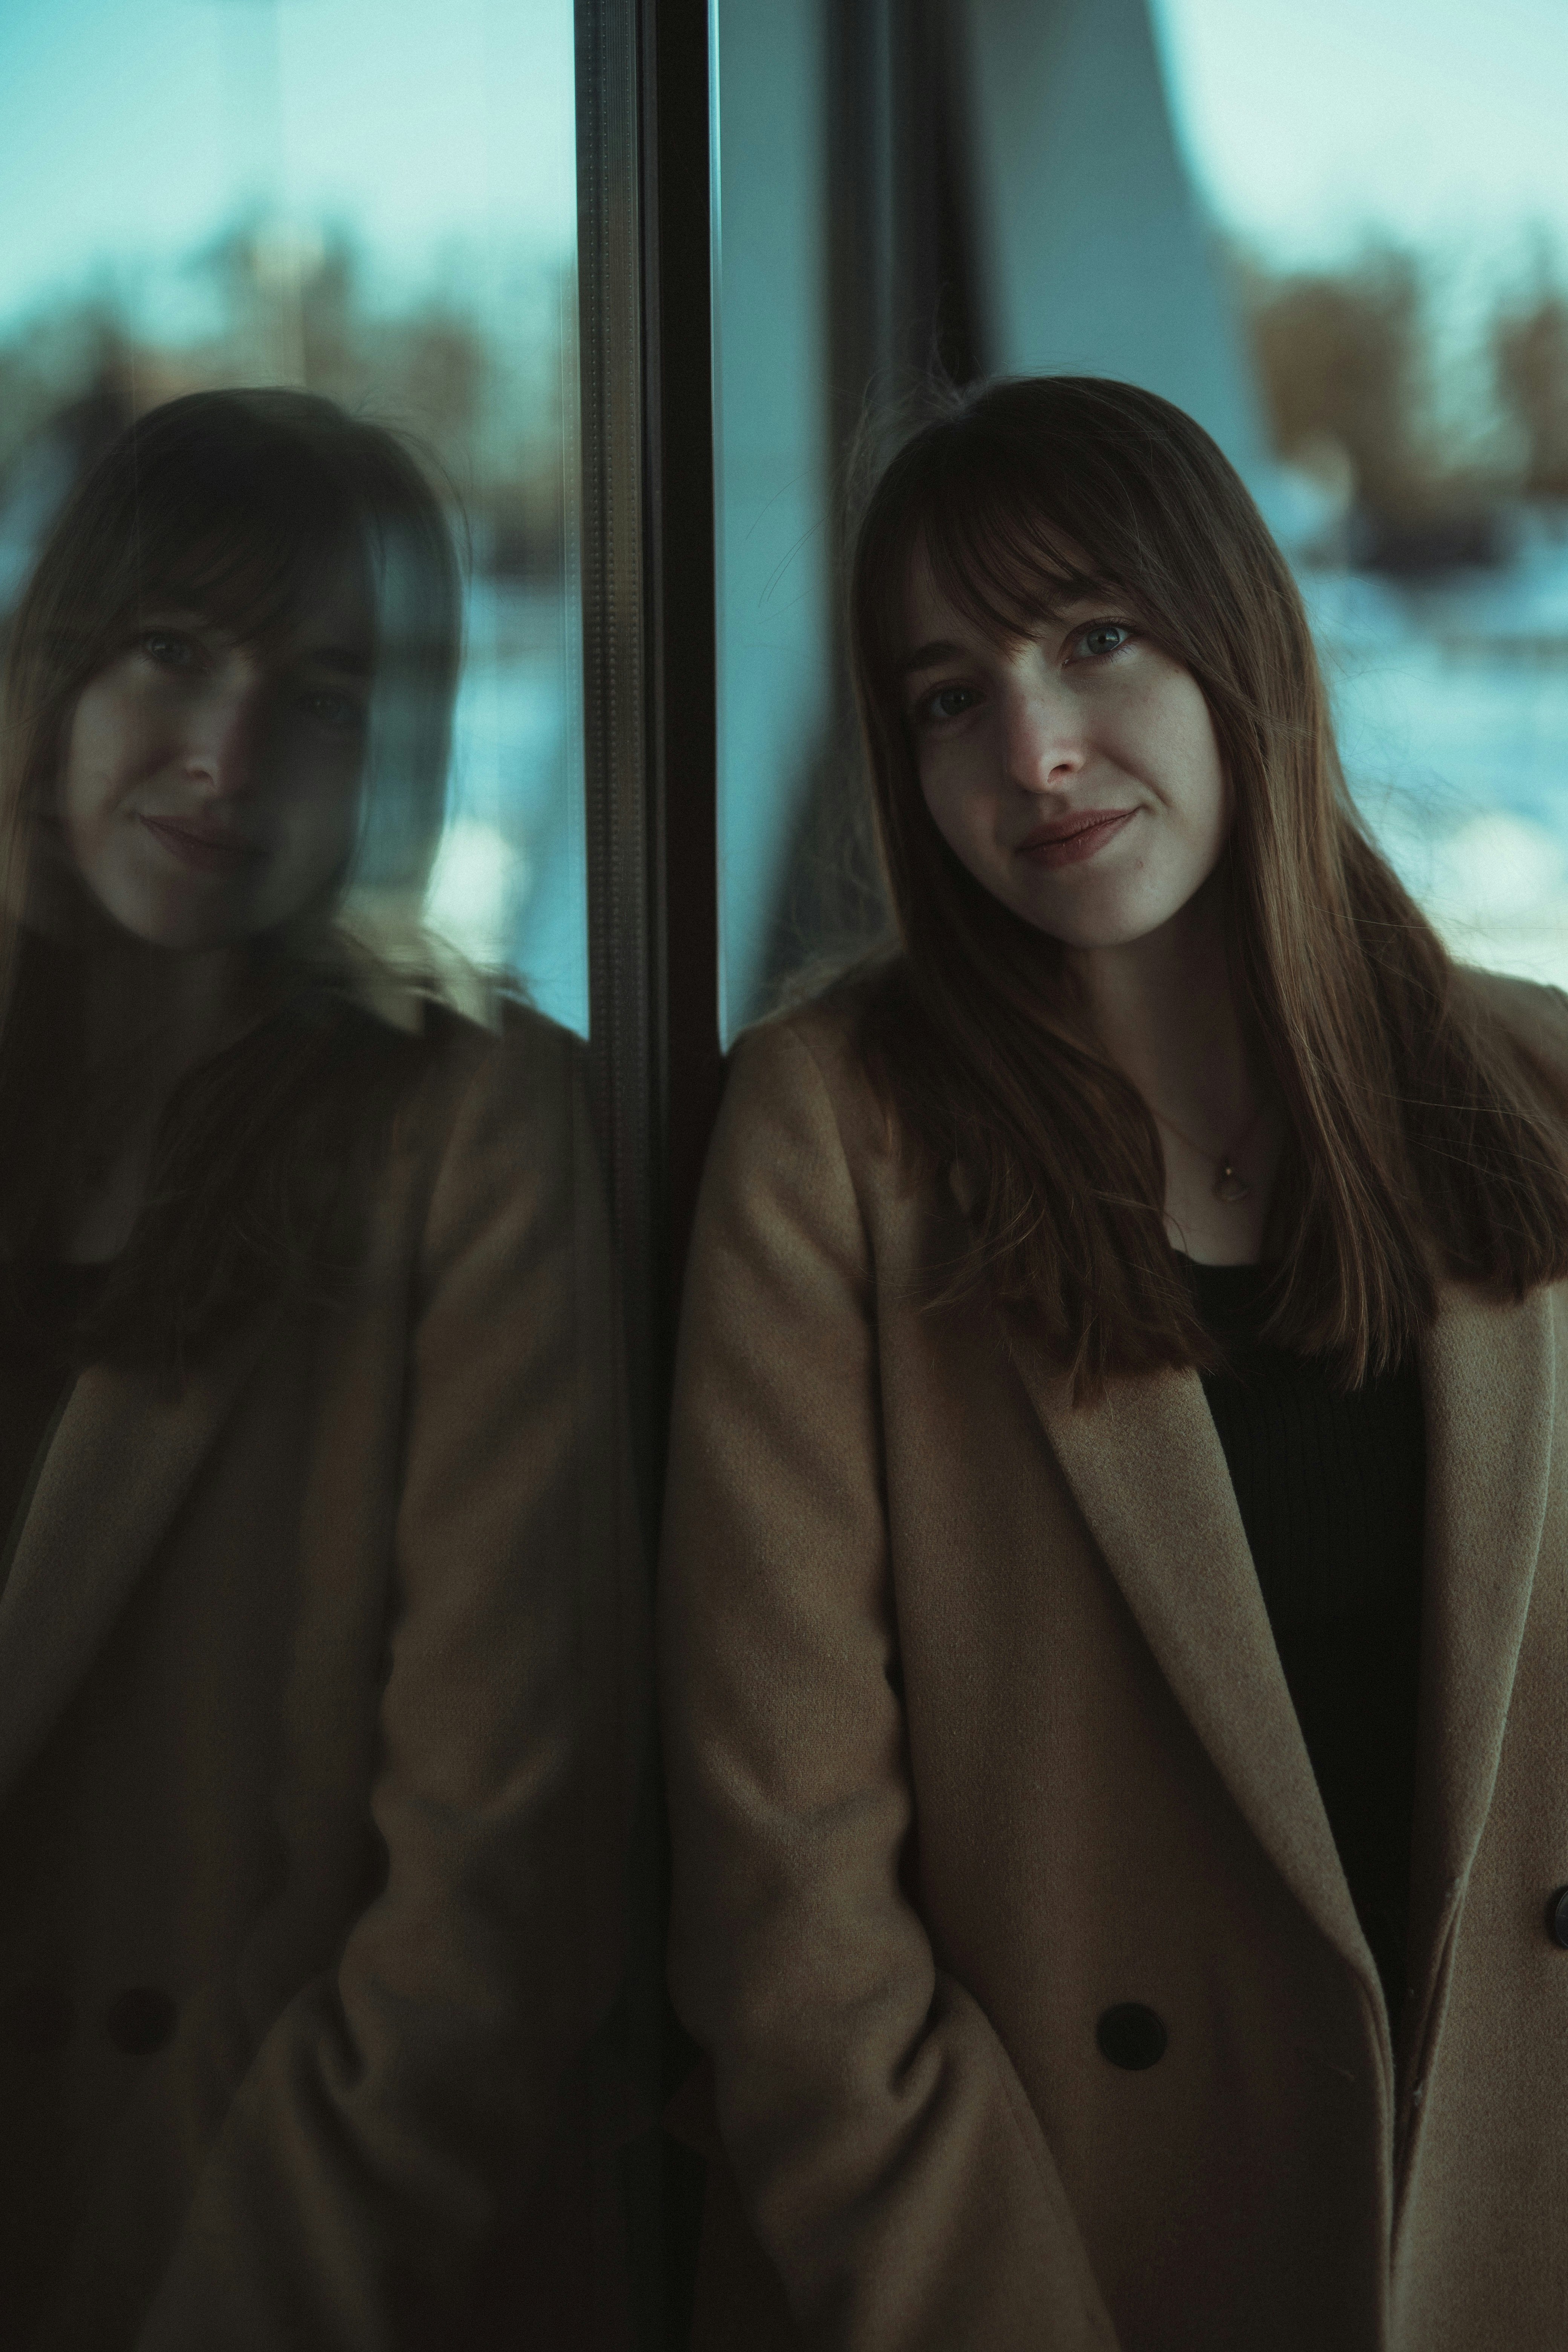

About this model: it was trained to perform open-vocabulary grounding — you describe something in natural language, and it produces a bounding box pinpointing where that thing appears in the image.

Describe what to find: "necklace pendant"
[1212,1159,1251,1204]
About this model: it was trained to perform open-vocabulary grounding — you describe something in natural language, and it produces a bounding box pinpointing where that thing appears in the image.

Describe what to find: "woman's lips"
[139,815,265,875]
[1016,809,1136,870]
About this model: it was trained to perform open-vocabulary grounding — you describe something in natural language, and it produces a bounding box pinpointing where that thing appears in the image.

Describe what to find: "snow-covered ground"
[1307,514,1568,993]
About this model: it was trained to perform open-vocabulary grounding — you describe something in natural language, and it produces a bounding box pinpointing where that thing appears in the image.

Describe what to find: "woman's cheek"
[919,761,971,862]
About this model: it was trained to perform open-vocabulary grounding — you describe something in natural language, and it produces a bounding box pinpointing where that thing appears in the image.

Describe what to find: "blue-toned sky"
[1155,0,1568,268]
[0,0,576,327]
[4,0,1565,334]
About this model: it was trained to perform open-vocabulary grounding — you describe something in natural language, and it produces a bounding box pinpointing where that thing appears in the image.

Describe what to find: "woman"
[660,376,1568,2351]
[0,388,644,2349]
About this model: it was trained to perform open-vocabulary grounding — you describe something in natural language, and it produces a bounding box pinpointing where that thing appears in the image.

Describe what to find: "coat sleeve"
[659,1020,1119,2352]
[133,1017,648,2351]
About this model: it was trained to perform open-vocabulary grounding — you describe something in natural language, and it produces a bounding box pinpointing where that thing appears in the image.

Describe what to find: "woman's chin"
[1007,869,1223,957]
[82,886,258,957]
[1009,895,1180,956]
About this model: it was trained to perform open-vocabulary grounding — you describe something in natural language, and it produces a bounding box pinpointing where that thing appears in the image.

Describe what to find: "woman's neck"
[1066,882,1282,1266]
[1070,888,1252,1129]
[80,938,242,1096]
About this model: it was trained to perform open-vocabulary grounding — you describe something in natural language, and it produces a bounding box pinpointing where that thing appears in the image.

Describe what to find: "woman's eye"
[922,684,980,723]
[300,690,366,735]
[138,629,197,669]
[1071,622,1136,662]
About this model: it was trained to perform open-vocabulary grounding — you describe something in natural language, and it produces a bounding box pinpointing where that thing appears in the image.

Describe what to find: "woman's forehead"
[133,534,374,656]
[897,529,1115,656]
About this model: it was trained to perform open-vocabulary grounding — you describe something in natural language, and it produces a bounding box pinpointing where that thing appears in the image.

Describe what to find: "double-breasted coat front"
[659,977,1568,2352]
[0,1001,646,2350]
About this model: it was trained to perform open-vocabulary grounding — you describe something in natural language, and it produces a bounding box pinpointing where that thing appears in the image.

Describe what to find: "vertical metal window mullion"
[643,0,724,1365]
[577,0,725,1513]
[576,18,672,2349]
[576,0,660,1507]
[577,2,722,2339]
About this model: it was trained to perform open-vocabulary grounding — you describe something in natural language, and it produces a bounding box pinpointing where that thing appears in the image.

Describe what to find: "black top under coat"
[1182,1256,1427,2035]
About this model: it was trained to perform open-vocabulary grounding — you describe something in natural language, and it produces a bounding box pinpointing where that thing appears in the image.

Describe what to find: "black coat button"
[104,1988,178,2056]
[0,1984,75,2053]
[1097,2003,1168,2070]
[1548,1887,1568,1949]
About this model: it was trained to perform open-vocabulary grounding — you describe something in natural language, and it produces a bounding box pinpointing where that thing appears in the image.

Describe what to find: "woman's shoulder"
[302,974,594,1270]
[365,998,601,1292]
[415,992,583,1090]
[397,995,588,1174]
[325,915,576,1089]
[725,959,903,1163]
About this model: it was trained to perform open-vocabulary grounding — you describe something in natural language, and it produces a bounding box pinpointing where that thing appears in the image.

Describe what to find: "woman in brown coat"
[0,389,644,2348]
[660,377,1568,2350]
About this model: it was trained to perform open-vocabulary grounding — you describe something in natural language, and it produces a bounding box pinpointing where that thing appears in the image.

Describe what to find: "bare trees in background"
[0,222,575,595]
[1235,239,1568,572]
[1496,285,1568,502]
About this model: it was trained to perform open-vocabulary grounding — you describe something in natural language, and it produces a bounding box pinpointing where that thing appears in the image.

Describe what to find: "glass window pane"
[0,0,587,1033]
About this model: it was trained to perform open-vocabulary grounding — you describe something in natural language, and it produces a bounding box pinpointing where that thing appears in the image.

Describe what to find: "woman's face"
[900,550,1230,954]
[59,554,374,954]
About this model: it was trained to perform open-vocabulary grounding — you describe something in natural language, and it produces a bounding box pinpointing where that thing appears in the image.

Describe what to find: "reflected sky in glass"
[0,0,575,320]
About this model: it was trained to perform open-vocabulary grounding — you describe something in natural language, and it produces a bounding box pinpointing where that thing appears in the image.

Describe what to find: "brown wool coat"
[0,1006,647,2352]
[659,976,1568,2352]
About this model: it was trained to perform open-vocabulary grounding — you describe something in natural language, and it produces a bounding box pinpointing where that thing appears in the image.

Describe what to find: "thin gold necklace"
[1150,1097,1268,1204]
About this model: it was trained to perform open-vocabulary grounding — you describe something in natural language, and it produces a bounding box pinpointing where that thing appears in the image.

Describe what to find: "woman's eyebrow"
[134,605,213,629]
[303,644,374,677]
[900,639,970,678]
[900,580,1122,677]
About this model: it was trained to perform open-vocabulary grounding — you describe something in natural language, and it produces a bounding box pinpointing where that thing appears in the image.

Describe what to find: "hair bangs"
[918,449,1117,649]
[119,440,361,654]
[860,422,1129,718]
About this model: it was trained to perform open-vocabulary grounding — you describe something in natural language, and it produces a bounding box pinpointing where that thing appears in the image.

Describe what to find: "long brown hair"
[848,375,1568,1393]
[0,388,466,1372]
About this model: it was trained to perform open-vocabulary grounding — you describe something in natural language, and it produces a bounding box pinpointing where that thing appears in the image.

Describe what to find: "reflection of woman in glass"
[662,378,1568,2349]
[0,389,642,2348]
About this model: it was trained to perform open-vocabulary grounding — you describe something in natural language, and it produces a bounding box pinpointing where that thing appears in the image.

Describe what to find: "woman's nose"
[1003,680,1087,793]
[181,677,268,798]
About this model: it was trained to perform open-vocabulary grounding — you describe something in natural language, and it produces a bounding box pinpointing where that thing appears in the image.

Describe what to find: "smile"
[139,816,265,876]
[1015,809,1137,871]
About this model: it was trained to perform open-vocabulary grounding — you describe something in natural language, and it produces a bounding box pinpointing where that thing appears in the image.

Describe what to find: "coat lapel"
[1001,1321,1377,1993]
[0,1311,274,1804]
[1406,1280,1553,1973]
[1005,1277,1557,2054]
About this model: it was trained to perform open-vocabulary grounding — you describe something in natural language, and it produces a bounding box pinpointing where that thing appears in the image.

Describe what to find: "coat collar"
[1406,1279,1554,1958]
[1001,1277,1554,2025]
[0,1309,274,1805]
[1002,1319,1376,1992]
